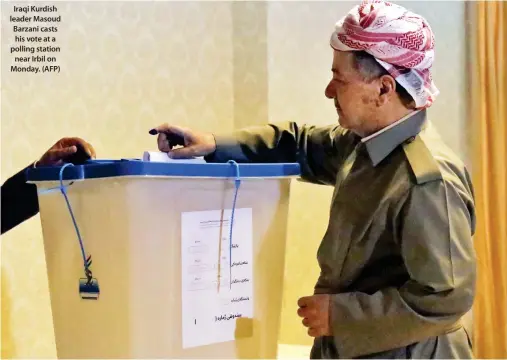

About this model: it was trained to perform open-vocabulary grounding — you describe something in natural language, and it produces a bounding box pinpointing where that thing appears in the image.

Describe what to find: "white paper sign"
[181,208,253,349]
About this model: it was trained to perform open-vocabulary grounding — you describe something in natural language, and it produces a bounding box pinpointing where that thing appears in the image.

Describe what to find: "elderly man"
[1,137,95,235]
[150,0,476,358]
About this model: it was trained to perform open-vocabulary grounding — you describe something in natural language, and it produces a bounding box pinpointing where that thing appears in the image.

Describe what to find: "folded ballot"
[142,151,206,163]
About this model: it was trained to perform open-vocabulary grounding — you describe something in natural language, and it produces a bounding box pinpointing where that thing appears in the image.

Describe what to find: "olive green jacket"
[205,110,476,359]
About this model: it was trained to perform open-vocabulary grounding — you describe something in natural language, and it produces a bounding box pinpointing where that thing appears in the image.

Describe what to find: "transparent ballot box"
[27,159,300,359]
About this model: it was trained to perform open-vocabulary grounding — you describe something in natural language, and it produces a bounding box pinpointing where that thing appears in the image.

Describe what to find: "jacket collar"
[360,109,427,166]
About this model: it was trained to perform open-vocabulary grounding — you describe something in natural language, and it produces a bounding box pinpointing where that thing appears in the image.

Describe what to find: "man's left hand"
[297,294,332,337]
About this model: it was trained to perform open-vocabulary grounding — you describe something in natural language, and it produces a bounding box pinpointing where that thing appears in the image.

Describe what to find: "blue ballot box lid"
[26,159,301,182]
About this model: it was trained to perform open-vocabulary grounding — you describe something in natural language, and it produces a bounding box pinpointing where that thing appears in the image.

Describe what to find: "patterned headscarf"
[330,0,439,108]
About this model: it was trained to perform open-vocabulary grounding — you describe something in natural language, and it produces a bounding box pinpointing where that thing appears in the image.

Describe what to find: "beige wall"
[1,1,470,357]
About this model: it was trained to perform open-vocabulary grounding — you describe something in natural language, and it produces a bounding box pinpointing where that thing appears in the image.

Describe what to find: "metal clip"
[79,277,100,300]
[79,255,99,300]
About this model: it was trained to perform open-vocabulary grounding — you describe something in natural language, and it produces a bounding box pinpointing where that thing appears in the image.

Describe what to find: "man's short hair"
[352,51,415,108]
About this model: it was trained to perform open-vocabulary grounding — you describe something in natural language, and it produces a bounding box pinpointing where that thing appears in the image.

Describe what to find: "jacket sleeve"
[1,165,40,235]
[329,178,477,358]
[204,121,357,185]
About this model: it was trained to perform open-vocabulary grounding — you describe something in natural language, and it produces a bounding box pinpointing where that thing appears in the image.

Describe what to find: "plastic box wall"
[29,161,299,359]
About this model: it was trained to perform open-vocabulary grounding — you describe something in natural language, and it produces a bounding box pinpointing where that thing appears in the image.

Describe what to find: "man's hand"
[36,137,96,166]
[297,294,332,337]
[149,124,216,159]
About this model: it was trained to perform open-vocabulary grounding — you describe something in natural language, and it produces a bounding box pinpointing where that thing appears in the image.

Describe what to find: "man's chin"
[338,117,362,136]
[337,116,349,128]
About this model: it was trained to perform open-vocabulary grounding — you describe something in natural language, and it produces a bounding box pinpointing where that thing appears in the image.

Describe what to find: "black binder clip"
[79,255,99,300]
[79,277,100,300]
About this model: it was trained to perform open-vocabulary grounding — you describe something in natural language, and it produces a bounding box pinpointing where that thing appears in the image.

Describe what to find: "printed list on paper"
[181,208,253,349]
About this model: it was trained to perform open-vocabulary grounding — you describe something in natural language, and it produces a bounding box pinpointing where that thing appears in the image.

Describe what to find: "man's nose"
[325,81,334,99]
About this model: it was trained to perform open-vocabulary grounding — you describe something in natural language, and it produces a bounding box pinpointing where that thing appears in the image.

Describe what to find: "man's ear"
[378,75,397,105]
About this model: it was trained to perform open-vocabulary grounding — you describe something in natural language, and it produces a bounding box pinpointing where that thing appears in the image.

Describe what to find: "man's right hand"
[149,124,216,159]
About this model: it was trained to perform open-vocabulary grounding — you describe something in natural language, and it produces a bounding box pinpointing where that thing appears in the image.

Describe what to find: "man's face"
[325,50,381,136]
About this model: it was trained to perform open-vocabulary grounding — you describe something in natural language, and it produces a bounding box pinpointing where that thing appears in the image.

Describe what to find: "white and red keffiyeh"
[330,0,439,108]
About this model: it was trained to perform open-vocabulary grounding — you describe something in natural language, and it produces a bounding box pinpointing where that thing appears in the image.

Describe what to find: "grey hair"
[352,51,415,107]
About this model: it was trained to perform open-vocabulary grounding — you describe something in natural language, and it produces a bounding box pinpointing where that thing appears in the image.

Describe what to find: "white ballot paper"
[181,208,253,349]
[142,151,206,163]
